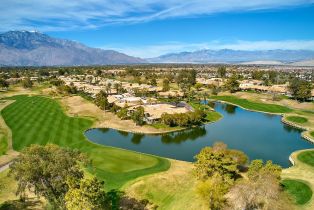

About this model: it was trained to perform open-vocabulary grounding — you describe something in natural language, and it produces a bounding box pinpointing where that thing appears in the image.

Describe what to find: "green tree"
[0,78,9,89]
[57,85,77,95]
[189,69,197,85]
[224,75,239,93]
[288,78,313,101]
[176,70,196,91]
[58,69,66,75]
[117,107,128,120]
[22,77,33,88]
[114,82,122,94]
[39,70,50,77]
[165,73,174,82]
[161,113,174,126]
[194,142,247,181]
[65,177,108,210]
[197,173,233,210]
[247,159,282,180]
[95,69,102,77]
[194,83,203,91]
[268,70,278,84]
[251,70,264,80]
[150,78,157,86]
[11,72,20,78]
[50,79,65,87]
[94,90,110,110]
[217,66,227,78]
[162,79,170,91]
[211,85,220,96]
[131,106,145,125]
[9,144,85,209]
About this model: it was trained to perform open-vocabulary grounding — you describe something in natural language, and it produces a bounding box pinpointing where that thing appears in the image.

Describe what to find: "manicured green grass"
[1,95,170,189]
[210,96,292,113]
[205,111,222,122]
[282,179,313,205]
[298,150,314,167]
[149,123,182,130]
[286,116,308,124]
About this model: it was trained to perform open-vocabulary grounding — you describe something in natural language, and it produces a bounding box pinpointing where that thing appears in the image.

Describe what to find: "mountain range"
[148,49,314,64]
[0,31,144,66]
[0,31,314,66]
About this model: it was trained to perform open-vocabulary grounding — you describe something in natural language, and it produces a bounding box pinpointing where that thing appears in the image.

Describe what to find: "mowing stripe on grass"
[1,95,170,189]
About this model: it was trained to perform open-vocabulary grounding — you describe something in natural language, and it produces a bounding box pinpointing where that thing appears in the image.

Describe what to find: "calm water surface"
[85,102,313,167]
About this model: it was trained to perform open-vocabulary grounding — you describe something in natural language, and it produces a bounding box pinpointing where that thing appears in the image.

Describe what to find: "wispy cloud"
[101,40,314,58]
[1,0,314,31]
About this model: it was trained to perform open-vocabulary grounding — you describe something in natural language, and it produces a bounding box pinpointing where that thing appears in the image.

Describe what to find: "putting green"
[1,95,170,189]
[298,150,314,167]
[286,116,308,124]
[282,179,312,205]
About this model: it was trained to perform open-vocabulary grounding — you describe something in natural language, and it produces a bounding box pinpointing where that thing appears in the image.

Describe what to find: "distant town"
[1,64,314,210]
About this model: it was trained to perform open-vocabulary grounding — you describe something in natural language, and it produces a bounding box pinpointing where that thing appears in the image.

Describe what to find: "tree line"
[161,109,207,127]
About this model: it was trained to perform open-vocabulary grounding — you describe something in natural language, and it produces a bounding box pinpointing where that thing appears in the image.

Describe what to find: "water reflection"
[283,124,303,133]
[131,134,145,145]
[98,128,109,133]
[263,113,276,119]
[223,104,237,114]
[85,102,313,167]
[160,126,207,144]
[118,130,129,137]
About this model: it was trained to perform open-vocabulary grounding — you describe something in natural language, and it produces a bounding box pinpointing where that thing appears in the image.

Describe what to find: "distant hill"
[290,59,314,66]
[240,60,285,65]
[0,31,145,66]
[148,49,314,64]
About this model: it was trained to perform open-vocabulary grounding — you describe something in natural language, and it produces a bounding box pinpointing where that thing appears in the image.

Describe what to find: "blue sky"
[2,0,314,57]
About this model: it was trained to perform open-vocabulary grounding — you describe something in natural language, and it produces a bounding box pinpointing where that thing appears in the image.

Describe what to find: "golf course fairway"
[0,95,170,189]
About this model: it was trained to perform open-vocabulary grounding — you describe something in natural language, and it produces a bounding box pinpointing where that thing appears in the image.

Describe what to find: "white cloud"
[101,40,314,58]
[1,0,314,31]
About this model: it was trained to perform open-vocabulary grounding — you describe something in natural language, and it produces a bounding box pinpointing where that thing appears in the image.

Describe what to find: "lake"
[85,102,313,167]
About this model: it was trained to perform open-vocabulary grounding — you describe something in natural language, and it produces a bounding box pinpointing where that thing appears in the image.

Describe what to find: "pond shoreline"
[209,99,314,144]
[90,112,223,135]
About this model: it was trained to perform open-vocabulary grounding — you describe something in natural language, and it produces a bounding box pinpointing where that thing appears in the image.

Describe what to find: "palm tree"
[107,83,112,94]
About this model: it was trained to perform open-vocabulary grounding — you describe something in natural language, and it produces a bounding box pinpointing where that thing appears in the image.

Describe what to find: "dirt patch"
[0,87,36,98]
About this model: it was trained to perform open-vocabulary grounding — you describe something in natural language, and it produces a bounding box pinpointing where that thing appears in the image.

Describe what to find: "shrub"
[161,110,206,127]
